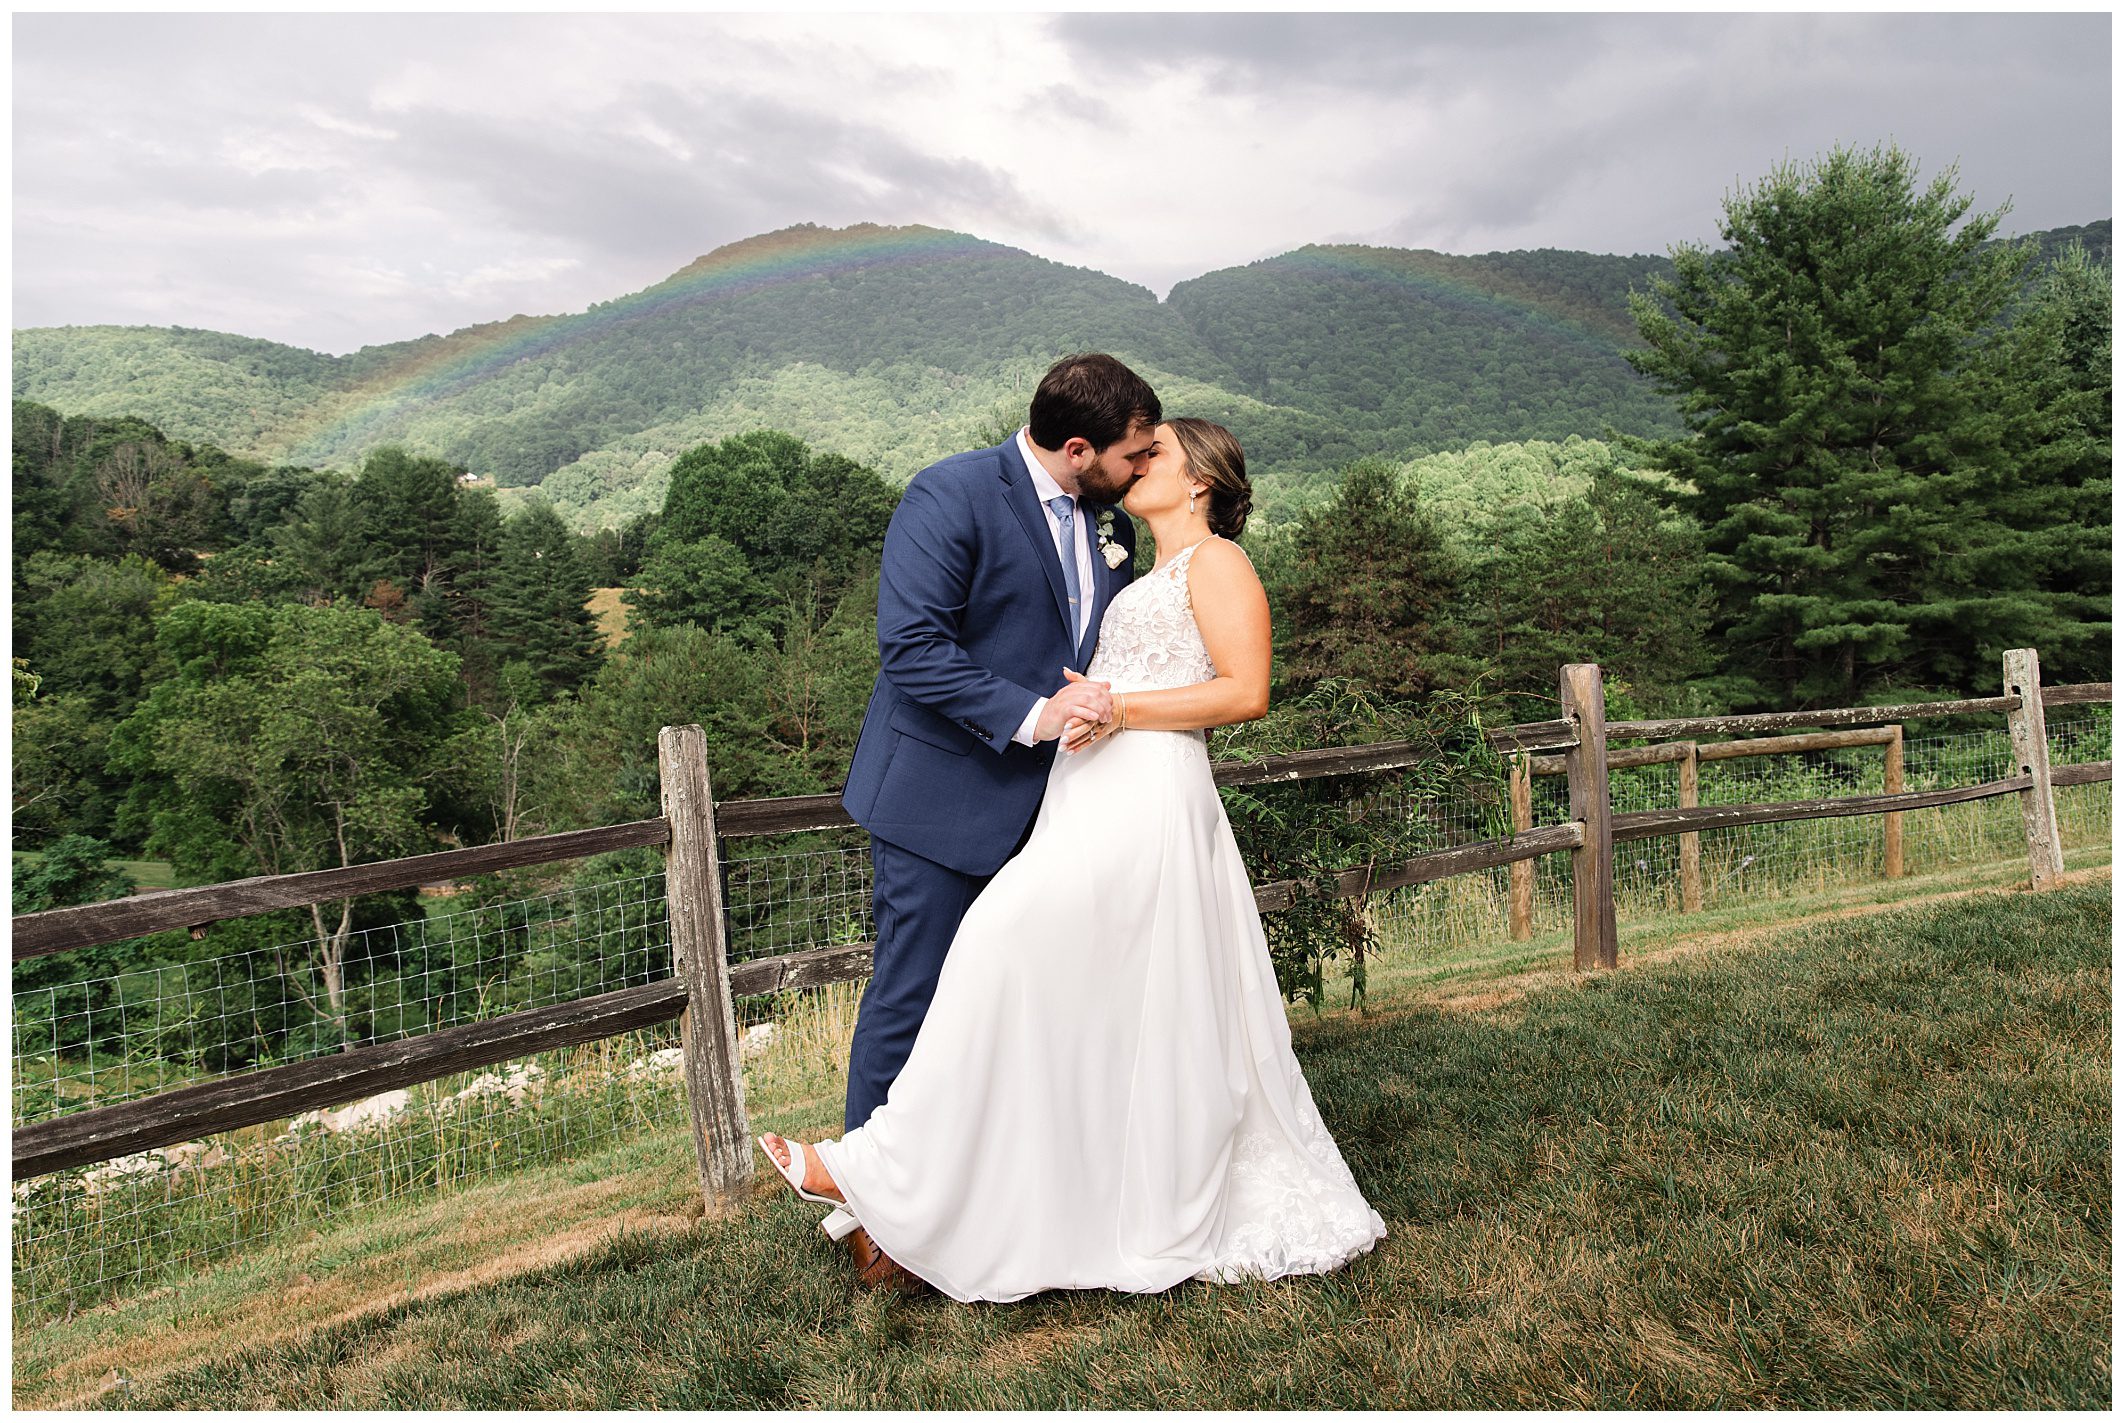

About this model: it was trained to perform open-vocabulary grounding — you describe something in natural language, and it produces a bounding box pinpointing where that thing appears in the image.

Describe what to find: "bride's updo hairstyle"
[1165,417,1252,540]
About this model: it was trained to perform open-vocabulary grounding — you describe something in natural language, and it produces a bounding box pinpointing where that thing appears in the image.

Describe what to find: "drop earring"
[1188,488,1198,515]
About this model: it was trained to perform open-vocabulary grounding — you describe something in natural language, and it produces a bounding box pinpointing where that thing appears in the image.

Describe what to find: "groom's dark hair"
[1028,353,1161,452]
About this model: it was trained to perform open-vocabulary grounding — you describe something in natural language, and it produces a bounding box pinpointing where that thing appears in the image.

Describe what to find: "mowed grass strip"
[48,882,2112,1409]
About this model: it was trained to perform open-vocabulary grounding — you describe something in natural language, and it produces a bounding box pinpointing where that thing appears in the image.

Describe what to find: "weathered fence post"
[1678,742,1702,914]
[2002,649,2065,890]
[1559,664,1618,970]
[658,724,754,1206]
[1508,751,1534,940]
[1882,725,1905,879]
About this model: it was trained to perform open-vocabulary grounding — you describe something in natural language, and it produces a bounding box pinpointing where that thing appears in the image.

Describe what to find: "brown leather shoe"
[844,1226,931,1295]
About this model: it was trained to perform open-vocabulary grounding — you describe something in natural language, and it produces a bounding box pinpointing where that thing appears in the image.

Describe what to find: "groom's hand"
[1035,670,1112,743]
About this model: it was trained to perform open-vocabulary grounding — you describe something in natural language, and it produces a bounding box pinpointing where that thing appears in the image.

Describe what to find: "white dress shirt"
[1012,426,1098,746]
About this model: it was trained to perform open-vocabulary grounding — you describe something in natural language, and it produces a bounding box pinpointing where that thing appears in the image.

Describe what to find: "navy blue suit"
[840,436,1136,1130]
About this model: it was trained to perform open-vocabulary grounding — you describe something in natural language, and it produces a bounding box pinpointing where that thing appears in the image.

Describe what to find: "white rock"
[284,1088,412,1135]
[740,1023,778,1060]
[80,1150,168,1196]
[85,1150,166,1181]
[619,1047,685,1081]
[447,1062,544,1106]
[333,1088,410,1130]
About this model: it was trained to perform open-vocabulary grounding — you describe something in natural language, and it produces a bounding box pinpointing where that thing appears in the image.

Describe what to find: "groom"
[832,353,1159,1274]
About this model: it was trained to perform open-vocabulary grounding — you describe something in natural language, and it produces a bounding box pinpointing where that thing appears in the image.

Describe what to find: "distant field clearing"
[587,588,629,648]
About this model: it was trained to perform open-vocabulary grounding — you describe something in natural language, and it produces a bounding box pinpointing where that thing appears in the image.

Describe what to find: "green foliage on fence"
[1216,679,1515,1010]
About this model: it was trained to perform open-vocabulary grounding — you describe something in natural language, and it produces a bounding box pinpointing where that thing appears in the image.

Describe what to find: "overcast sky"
[13,11,2110,354]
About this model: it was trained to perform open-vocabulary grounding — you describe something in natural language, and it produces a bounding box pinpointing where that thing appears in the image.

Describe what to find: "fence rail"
[703,721,1586,839]
[15,980,692,1178]
[1609,771,2036,840]
[11,820,673,961]
[13,655,2111,1225]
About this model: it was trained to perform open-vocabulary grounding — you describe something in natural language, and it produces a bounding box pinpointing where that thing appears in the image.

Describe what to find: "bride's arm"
[1076,539,1271,743]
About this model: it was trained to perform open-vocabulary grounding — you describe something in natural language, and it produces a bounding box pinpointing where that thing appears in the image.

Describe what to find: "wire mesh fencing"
[12,853,688,1324]
[13,703,2108,1324]
[1370,704,2111,957]
[722,828,875,966]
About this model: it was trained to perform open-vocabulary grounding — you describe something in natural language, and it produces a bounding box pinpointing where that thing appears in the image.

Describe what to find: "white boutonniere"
[1096,508,1127,569]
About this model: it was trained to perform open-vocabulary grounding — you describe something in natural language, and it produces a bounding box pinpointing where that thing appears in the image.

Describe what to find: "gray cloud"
[376,90,1072,266]
[1050,12,2109,259]
[1052,11,1600,93]
[12,12,2109,352]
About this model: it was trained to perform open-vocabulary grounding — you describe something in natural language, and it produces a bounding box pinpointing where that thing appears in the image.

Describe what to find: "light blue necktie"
[1044,494,1082,641]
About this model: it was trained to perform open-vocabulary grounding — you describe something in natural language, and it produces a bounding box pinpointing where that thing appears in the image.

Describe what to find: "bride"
[760,417,1386,1303]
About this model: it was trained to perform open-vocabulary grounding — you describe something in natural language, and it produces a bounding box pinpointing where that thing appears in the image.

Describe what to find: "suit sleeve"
[877,473,1044,754]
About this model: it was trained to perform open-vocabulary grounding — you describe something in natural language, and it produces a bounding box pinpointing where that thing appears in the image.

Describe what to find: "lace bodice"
[1085,537,1227,693]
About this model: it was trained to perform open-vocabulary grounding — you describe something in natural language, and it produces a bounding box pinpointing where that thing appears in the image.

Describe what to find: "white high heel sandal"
[758,1133,845,1209]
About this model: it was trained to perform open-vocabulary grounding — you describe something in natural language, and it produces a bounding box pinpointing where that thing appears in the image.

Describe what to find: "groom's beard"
[1076,459,1139,506]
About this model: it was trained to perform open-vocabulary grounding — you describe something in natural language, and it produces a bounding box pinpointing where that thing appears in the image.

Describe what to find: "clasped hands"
[1038,668,1123,754]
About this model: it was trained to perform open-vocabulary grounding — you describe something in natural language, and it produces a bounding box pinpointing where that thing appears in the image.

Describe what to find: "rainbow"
[1225,243,1650,354]
[285,224,1006,463]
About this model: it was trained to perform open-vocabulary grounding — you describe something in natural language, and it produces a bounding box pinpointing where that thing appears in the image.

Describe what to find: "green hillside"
[1164,244,1687,468]
[10,326,344,454]
[12,218,2108,529]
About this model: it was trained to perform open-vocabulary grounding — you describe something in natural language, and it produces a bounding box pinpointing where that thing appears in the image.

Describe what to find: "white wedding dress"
[814,537,1386,1303]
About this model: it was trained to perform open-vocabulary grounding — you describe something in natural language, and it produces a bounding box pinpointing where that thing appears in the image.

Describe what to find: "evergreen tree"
[440,487,509,707]
[223,463,333,544]
[13,551,177,722]
[1622,143,2038,707]
[1274,459,1484,702]
[350,446,465,618]
[488,501,602,702]
[1953,242,2112,683]
[1462,467,1715,719]
[13,402,73,572]
[268,476,369,604]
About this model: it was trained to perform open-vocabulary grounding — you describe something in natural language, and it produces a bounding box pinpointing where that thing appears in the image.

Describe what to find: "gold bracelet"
[1117,694,1130,731]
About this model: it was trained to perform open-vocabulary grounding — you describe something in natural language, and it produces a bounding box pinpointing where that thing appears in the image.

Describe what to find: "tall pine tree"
[1955,242,2112,684]
[1463,464,1714,719]
[350,446,465,619]
[1274,459,1483,702]
[489,501,602,703]
[1622,143,2040,707]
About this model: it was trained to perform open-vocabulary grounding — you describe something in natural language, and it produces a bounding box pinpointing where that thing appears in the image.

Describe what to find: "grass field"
[10,853,177,894]
[15,863,2108,1410]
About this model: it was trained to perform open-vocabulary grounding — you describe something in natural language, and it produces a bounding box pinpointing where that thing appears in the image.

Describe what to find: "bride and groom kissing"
[757,353,1385,1302]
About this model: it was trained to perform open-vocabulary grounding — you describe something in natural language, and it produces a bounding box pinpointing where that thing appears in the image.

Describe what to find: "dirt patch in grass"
[1415,865,2110,1023]
[1636,864,2109,964]
[977,1322,1102,1373]
[20,1174,698,1410]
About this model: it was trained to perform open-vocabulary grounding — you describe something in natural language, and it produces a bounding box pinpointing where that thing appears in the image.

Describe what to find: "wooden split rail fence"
[12,650,2110,1214]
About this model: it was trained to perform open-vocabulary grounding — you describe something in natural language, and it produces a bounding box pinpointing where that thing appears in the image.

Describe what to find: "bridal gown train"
[814,537,1386,1303]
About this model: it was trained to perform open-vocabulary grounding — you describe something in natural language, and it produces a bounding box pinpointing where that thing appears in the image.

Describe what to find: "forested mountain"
[13,218,2108,529]
[1164,245,1684,468]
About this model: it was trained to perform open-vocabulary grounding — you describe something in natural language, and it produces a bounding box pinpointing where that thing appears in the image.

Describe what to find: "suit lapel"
[997,437,1076,643]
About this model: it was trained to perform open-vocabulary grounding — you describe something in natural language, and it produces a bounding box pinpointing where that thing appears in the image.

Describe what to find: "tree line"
[10,141,2111,1053]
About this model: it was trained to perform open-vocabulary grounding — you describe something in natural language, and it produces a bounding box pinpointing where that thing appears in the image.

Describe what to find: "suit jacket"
[841,436,1137,875]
